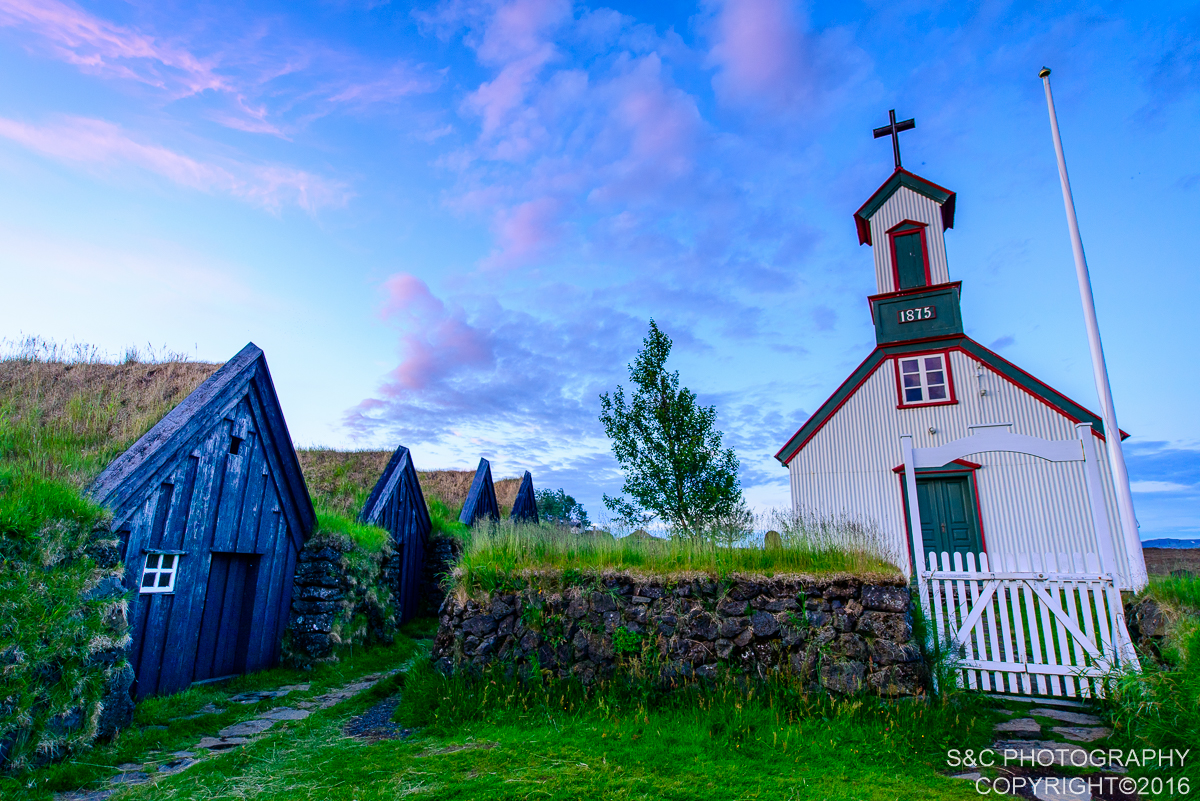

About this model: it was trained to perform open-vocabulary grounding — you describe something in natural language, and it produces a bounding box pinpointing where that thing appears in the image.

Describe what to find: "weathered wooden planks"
[87,343,314,698]
[360,446,432,624]
[459,458,499,526]
[509,471,538,524]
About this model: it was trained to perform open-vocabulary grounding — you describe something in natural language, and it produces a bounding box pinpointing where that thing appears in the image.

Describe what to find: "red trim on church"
[891,349,958,408]
[866,281,961,306]
[886,220,933,290]
[776,338,1127,467]
[892,459,982,473]
[896,467,988,572]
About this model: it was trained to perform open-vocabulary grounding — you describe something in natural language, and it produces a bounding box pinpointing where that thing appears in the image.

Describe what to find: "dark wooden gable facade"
[88,343,314,698]
[458,458,499,526]
[510,471,538,523]
[359,445,431,624]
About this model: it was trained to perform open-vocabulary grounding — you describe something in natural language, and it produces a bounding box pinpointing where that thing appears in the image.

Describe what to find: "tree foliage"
[598,320,742,537]
[535,488,590,529]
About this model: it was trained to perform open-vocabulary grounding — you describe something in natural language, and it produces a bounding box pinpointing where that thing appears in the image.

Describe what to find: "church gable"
[776,338,1118,467]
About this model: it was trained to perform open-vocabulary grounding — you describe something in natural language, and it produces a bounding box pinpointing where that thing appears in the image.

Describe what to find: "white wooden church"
[775,117,1148,593]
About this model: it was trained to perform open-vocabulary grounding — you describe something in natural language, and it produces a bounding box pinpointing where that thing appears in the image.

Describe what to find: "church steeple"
[855,111,964,345]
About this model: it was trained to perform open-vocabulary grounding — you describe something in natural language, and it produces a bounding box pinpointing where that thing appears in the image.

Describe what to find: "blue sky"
[0,0,1197,538]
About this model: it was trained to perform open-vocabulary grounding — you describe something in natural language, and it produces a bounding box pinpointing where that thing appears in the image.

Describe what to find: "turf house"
[88,343,315,698]
[457,457,499,526]
[776,125,1148,591]
[359,444,432,624]
[509,470,539,523]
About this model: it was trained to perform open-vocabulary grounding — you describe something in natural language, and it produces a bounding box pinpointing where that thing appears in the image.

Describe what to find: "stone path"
[54,674,392,801]
[949,700,1120,801]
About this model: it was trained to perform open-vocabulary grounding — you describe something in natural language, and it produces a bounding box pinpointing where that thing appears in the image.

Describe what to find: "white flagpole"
[1038,67,1147,590]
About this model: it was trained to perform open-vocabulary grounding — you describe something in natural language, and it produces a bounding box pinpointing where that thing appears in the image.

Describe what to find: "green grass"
[1100,574,1200,796]
[429,497,469,540]
[1144,572,1200,610]
[87,645,991,801]
[454,517,900,594]
[5,621,432,799]
[314,506,389,553]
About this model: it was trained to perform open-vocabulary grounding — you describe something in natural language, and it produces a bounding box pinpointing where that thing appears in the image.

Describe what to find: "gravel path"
[343,696,412,742]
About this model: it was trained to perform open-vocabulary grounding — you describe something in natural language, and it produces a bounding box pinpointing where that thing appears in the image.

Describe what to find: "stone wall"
[285,533,395,666]
[432,573,926,696]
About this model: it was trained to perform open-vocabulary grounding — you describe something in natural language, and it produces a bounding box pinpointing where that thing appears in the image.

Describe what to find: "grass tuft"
[1102,573,1200,792]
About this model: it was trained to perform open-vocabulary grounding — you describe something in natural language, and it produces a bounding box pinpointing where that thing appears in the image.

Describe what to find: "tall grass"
[453,510,899,593]
[1102,574,1200,793]
[398,657,993,771]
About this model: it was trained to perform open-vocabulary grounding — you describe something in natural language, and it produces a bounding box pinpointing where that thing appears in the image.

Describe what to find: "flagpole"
[1038,67,1147,589]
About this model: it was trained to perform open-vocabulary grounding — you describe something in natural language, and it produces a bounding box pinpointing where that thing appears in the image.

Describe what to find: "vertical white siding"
[787,350,1133,585]
[868,186,950,293]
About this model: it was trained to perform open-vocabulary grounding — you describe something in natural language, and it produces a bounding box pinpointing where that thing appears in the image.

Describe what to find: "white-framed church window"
[895,352,955,407]
[140,552,181,594]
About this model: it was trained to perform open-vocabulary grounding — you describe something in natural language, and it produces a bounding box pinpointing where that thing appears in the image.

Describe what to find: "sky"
[0,0,1197,539]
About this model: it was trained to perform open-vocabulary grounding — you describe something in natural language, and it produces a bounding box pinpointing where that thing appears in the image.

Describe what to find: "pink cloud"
[704,0,864,113]
[0,115,350,212]
[0,0,224,96]
[377,274,494,392]
[481,196,562,270]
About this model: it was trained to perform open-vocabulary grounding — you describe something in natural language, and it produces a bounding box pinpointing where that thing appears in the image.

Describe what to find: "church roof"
[88,342,315,548]
[854,169,957,246]
[774,335,1128,466]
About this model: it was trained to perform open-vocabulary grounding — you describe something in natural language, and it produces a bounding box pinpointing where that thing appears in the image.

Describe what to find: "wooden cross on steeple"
[873,109,915,170]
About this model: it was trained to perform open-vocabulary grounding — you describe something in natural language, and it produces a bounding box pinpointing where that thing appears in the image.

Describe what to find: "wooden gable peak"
[509,470,539,524]
[87,342,315,546]
[459,457,500,526]
[360,444,432,537]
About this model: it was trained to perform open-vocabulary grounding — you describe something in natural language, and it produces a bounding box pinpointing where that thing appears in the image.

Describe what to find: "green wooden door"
[894,231,927,289]
[916,476,983,561]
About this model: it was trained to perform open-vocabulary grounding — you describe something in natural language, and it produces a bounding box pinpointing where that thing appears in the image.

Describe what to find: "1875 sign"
[898,305,936,324]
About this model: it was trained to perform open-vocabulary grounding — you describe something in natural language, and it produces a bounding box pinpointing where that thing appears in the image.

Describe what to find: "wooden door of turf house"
[194,553,260,682]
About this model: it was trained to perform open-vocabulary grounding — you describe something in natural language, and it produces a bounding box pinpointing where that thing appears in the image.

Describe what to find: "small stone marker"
[1028,707,1102,726]
[764,530,783,551]
[1051,725,1111,743]
[994,717,1041,734]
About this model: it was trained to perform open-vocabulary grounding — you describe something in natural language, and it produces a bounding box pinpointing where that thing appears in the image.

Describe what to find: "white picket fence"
[919,550,1139,698]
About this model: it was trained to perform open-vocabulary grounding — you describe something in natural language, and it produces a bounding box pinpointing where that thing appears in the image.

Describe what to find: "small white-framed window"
[898,353,951,405]
[140,552,180,594]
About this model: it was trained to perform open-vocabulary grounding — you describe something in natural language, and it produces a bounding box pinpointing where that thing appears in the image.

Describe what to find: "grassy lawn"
[22,621,990,801]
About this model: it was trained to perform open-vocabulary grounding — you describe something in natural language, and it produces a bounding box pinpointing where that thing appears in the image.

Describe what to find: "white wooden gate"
[922,550,1138,697]
[901,424,1141,696]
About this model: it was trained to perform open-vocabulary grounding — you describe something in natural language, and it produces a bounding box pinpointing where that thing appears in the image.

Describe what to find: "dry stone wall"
[432,573,926,696]
[285,533,395,666]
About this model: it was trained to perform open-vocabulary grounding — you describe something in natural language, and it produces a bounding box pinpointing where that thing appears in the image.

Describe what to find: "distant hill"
[1143,538,1200,550]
